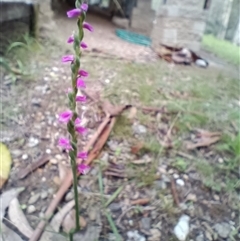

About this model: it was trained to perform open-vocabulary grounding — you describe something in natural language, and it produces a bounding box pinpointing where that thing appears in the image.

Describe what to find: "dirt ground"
[0,2,239,241]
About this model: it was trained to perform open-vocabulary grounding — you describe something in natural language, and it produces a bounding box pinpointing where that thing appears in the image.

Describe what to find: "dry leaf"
[102,100,131,116]
[0,142,12,188]
[187,136,221,150]
[39,200,75,241]
[50,200,75,232]
[8,198,33,238]
[1,222,24,241]
[131,142,144,154]
[131,159,151,164]
[0,187,25,221]
[62,209,87,233]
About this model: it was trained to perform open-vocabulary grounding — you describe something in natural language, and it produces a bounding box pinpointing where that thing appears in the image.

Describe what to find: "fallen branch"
[29,117,116,241]
[18,155,50,179]
[171,179,180,207]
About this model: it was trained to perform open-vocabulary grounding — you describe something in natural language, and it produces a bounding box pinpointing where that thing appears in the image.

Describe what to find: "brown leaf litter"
[186,129,221,150]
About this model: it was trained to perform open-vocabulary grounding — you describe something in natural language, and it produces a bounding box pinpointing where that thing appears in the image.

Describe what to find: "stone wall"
[130,0,155,36]
[151,0,208,51]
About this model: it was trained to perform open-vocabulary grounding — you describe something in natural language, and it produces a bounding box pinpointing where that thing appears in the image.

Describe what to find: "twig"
[116,207,136,229]
[171,179,180,207]
[104,171,126,178]
[166,112,181,139]
[130,198,150,206]
[174,151,195,161]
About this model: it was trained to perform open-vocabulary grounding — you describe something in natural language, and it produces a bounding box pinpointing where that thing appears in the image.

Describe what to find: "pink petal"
[81,3,88,11]
[78,69,88,77]
[74,117,82,127]
[76,126,87,135]
[58,110,73,123]
[83,22,93,32]
[78,164,90,175]
[67,35,74,43]
[77,78,86,88]
[62,55,74,63]
[80,42,88,49]
[67,9,82,18]
[77,151,88,160]
[58,137,72,150]
[76,95,87,102]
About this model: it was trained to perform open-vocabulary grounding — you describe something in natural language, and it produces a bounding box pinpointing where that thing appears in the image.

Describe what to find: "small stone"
[186,193,197,202]
[27,205,36,214]
[101,152,109,164]
[129,220,134,226]
[88,208,97,221]
[148,229,161,241]
[213,223,232,239]
[196,233,204,241]
[151,210,158,220]
[173,173,179,179]
[132,124,147,135]
[174,215,190,241]
[183,174,188,180]
[31,98,41,107]
[176,179,185,186]
[105,79,110,83]
[127,230,146,241]
[168,169,174,174]
[158,167,167,174]
[50,158,58,165]
[41,177,46,182]
[218,157,224,163]
[41,191,48,199]
[140,217,151,231]
[213,194,220,201]
[109,202,122,212]
[55,154,63,160]
[48,188,54,194]
[22,154,28,160]
[12,149,22,157]
[205,231,212,241]
[53,176,61,185]
[46,149,51,154]
[52,67,59,72]
[28,193,40,204]
[154,180,167,190]
[65,192,74,201]
[27,137,39,147]
[39,212,45,218]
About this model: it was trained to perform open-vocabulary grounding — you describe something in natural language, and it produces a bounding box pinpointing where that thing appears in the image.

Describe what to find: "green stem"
[67,0,86,236]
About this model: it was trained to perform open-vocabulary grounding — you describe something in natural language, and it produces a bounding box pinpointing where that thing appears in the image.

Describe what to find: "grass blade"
[105,186,123,208]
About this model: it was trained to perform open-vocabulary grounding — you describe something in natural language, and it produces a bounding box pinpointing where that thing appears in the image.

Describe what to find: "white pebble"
[22,154,28,160]
[105,79,110,83]
[27,205,36,214]
[52,67,59,72]
[174,215,190,241]
[41,177,46,182]
[50,158,58,165]
[176,179,185,186]
[173,173,179,179]
[46,149,51,154]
